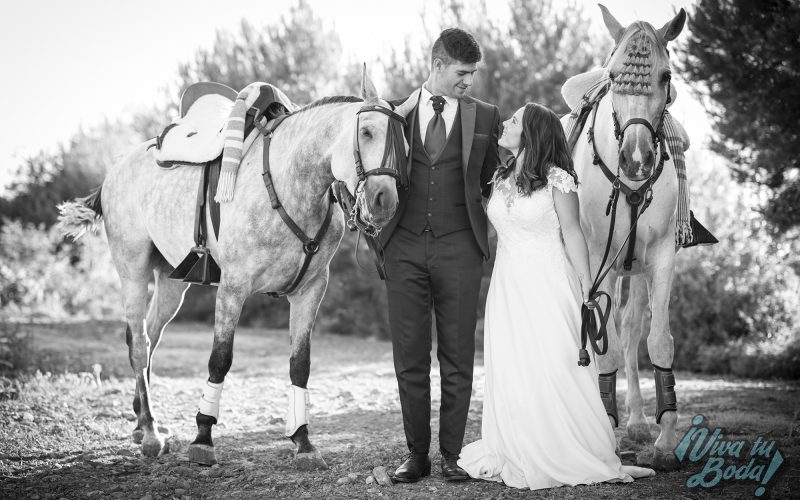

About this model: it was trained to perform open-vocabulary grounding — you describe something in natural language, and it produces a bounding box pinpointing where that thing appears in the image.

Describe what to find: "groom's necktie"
[424,96,446,158]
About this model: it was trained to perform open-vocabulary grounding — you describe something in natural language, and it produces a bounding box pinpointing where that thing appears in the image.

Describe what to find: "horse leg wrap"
[197,380,224,420]
[598,370,619,427]
[285,385,310,437]
[654,365,677,424]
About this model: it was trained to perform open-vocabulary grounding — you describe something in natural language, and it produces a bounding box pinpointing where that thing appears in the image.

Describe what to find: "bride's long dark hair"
[497,103,578,195]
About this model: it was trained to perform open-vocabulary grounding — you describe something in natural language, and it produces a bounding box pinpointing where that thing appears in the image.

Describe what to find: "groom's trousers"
[384,226,484,456]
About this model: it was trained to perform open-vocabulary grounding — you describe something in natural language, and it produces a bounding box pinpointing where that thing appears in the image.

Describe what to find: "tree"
[0,121,139,228]
[677,0,800,233]
[384,0,604,117]
[174,0,343,105]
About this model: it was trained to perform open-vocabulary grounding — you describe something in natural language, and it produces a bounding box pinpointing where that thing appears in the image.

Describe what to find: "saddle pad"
[154,93,235,164]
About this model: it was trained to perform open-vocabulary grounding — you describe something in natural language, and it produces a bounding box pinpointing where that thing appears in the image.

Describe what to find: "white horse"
[59,68,414,468]
[566,5,687,470]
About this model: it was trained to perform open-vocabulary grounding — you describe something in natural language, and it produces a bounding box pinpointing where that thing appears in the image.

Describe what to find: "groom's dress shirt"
[418,85,458,143]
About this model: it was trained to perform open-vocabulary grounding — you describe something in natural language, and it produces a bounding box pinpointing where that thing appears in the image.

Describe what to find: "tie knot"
[430,95,445,114]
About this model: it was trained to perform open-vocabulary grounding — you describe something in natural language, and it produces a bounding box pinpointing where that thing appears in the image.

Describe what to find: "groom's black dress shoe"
[441,453,470,481]
[393,452,431,483]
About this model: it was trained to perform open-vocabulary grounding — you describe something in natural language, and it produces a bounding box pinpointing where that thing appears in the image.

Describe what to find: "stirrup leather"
[598,370,619,427]
[654,365,677,423]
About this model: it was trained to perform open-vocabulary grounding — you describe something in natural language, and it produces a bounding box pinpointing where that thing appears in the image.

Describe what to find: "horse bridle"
[332,103,408,238]
[610,72,672,162]
[578,72,673,367]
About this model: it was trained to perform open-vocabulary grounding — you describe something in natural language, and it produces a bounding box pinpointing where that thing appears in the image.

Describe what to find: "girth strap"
[194,157,222,245]
[257,114,334,298]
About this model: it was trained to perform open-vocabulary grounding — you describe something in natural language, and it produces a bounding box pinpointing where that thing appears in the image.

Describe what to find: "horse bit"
[332,104,408,238]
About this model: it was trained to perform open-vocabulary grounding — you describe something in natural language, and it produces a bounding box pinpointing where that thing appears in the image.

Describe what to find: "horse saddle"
[163,81,295,285]
[152,82,238,166]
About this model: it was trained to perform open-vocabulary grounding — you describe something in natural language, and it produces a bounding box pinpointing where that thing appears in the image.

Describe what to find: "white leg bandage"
[285,385,310,437]
[198,380,225,420]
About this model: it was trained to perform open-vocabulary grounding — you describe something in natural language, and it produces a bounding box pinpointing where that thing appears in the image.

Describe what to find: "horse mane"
[604,21,668,97]
[294,95,364,115]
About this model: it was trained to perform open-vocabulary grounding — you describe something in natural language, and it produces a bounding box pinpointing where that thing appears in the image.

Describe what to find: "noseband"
[333,104,407,238]
[610,72,672,153]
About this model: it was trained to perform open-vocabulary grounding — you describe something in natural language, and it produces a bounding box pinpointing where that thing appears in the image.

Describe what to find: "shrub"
[0,322,35,377]
[635,149,800,378]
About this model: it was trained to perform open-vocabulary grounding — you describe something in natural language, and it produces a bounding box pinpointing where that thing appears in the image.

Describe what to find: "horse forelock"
[607,22,670,97]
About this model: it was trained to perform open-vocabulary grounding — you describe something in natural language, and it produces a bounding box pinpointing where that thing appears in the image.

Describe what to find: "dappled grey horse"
[565,6,687,470]
[59,69,414,468]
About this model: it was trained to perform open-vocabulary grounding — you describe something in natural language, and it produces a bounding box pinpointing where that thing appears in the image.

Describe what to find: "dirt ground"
[1,321,798,499]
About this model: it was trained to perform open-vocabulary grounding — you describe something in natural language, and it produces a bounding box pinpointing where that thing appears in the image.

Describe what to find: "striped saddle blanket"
[153,82,295,169]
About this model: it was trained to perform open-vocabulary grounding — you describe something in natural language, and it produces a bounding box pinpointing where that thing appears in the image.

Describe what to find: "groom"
[381,28,501,482]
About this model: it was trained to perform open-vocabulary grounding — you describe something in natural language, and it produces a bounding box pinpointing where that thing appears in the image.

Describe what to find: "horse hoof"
[294,450,328,471]
[652,449,681,471]
[626,423,652,443]
[132,428,144,444]
[133,425,168,444]
[141,435,167,457]
[188,444,217,466]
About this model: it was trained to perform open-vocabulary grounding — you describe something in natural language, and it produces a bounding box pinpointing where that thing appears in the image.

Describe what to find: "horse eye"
[662,71,672,84]
[360,128,372,139]
[608,72,616,82]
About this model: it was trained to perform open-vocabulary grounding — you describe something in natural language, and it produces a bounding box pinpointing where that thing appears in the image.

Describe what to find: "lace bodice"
[487,166,577,259]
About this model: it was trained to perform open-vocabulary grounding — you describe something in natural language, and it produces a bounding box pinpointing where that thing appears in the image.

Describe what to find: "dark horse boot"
[599,370,619,428]
[653,365,680,471]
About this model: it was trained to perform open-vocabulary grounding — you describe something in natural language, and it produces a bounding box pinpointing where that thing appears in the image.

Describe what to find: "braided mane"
[608,22,668,96]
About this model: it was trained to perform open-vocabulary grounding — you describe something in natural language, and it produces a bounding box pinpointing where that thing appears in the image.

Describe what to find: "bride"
[457,102,655,489]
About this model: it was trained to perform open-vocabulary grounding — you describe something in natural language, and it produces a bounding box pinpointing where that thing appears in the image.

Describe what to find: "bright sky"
[0,0,701,189]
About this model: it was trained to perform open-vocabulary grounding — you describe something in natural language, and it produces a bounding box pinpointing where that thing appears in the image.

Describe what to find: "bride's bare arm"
[552,189,592,302]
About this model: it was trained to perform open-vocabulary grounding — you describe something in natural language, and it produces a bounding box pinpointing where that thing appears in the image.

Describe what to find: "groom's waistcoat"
[398,106,470,236]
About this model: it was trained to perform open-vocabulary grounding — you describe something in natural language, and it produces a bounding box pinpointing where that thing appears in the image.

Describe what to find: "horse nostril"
[618,150,627,169]
[645,150,654,167]
[374,190,384,209]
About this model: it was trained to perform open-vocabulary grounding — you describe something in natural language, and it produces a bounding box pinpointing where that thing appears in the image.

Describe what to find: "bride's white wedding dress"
[458,166,638,490]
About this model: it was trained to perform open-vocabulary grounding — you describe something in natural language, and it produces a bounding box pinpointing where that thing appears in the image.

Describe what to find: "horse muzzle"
[618,135,656,181]
[361,177,398,227]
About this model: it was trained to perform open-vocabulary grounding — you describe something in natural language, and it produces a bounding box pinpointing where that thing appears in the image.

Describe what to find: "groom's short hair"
[431,28,482,66]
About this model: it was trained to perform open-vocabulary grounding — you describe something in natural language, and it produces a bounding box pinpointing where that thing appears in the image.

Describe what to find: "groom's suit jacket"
[381,91,501,258]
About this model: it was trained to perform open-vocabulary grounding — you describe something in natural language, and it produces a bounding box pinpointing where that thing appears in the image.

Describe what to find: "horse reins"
[578,78,672,366]
[254,102,407,296]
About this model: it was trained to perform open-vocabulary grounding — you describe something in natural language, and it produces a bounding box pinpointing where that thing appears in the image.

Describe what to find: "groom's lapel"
[402,90,422,178]
[460,98,476,174]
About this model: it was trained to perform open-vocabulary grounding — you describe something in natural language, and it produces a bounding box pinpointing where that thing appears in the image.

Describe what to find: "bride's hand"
[581,283,595,310]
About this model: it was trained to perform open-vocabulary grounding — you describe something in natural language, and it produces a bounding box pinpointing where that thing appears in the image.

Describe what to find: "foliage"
[317,230,390,338]
[174,0,343,104]
[0,220,122,321]
[677,0,800,233]
[3,1,799,380]
[0,121,138,228]
[0,323,34,380]
[384,0,604,116]
[639,149,800,378]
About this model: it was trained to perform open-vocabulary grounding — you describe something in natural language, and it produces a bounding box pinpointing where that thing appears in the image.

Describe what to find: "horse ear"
[394,93,418,119]
[360,63,378,101]
[598,4,625,44]
[658,8,686,42]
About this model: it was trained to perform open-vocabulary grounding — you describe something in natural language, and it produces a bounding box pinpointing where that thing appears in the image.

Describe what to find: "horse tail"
[56,185,104,240]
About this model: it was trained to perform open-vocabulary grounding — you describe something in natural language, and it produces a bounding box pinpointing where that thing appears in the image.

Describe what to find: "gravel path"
[0,322,797,499]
